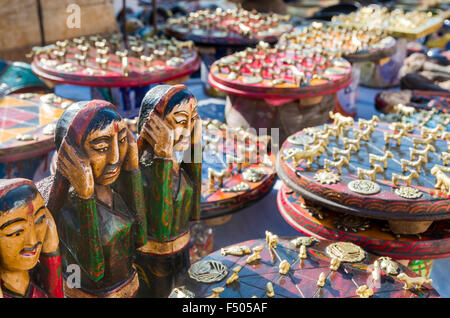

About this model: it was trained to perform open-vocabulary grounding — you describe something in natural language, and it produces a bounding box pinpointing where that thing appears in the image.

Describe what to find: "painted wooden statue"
[0,179,63,298]
[135,84,202,298]
[38,100,147,298]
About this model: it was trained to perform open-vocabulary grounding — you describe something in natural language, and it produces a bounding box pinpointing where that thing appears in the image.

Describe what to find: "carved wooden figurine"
[136,85,202,298]
[0,179,63,298]
[40,100,147,298]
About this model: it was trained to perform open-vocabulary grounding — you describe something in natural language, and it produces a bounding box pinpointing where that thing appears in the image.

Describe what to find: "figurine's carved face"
[83,120,128,185]
[164,97,198,152]
[0,194,48,272]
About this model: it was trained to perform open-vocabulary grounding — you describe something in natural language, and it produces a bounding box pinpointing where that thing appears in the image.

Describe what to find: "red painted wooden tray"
[200,120,277,219]
[208,48,352,100]
[165,8,293,46]
[170,236,439,298]
[0,93,70,163]
[31,37,200,88]
[277,183,450,260]
[277,121,450,221]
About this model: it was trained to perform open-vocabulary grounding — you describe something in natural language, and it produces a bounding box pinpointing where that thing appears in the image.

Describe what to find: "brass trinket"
[326,242,366,263]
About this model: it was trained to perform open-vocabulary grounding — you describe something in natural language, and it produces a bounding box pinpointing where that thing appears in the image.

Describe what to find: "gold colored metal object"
[16,134,38,141]
[299,245,307,259]
[278,260,291,275]
[226,266,242,285]
[431,165,450,195]
[397,273,432,290]
[410,145,436,163]
[222,182,250,193]
[317,272,326,288]
[348,180,381,195]
[378,257,399,275]
[221,245,251,257]
[188,260,228,283]
[314,170,341,185]
[392,170,419,187]
[208,168,228,189]
[330,258,341,271]
[208,287,224,298]
[242,168,267,183]
[266,282,275,298]
[369,151,393,169]
[394,186,423,199]
[326,242,366,263]
[246,245,264,264]
[401,156,426,173]
[334,214,371,233]
[171,286,195,298]
[324,157,349,175]
[265,231,279,249]
[356,285,374,298]
[287,135,313,146]
[357,164,384,182]
[290,237,320,248]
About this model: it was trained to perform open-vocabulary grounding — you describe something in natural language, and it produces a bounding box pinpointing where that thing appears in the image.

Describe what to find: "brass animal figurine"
[431,165,450,194]
[323,124,339,137]
[390,122,413,133]
[329,112,354,136]
[208,287,224,298]
[392,170,419,186]
[397,273,432,290]
[266,282,275,298]
[208,168,229,188]
[413,135,435,149]
[95,56,110,70]
[440,152,450,165]
[330,258,341,271]
[324,156,350,175]
[265,231,279,249]
[421,124,444,139]
[343,136,362,151]
[401,156,426,173]
[394,104,415,116]
[410,145,436,163]
[246,245,264,264]
[358,115,380,129]
[354,126,374,141]
[333,145,357,161]
[357,164,384,182]
[369,151,394,169]
[279,260,290,275]
[282,145,326,167]
[226,266,242,285]
[384,130,405,147]
[221,246,251,257]
[378,257,399,275]
[299,245,307,259]
[317,272,326,287]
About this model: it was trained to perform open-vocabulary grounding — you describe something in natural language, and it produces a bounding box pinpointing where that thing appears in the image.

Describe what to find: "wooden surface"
[277,121,450,221]
[171,237,440,298]
[277,183,450,260]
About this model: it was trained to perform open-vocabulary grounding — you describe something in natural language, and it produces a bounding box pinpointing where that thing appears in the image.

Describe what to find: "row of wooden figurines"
[0,84,202,298]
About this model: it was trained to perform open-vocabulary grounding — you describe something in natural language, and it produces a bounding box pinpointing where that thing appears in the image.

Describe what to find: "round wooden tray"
[200,120,277,219]
[209,49,353,100]
[277,183,450,260]
[0,93,70,163]
[277,121,450,221]
[31,38,200,88]
[170,236,439,298]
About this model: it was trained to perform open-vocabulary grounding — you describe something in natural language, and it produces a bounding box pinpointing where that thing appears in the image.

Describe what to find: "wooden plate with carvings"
[170,236,440,298]
[277,183,450,260]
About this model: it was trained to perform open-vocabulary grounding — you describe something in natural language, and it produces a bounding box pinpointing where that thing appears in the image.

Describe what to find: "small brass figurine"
[265,231,279,249]
[266,282,275,298]
[356,285,374,298]
[401,156,426,173]
[369,151,394,169]
[431,165,450,194]
[410,145,436,163]
[384,131,405,147]
[208,168,229,189]
[208,287,225,298]
[324,156,349,175]
[221,245,251,257]
[357,164,384,182]
[392,170,419,186]
[372,260,380,282]
[329,112,355,136]
[330,258,341,271]
[282,146,326,167]
[246,245,264,264]
[333,145,356,161]
[226,266,242,285]
[299,245,307,259]
[378,257,399,275]
[317,272,326,287]
[343,136,362,151]
[397,273,432,290]
[279,260,290,275]
[413,135,435,149]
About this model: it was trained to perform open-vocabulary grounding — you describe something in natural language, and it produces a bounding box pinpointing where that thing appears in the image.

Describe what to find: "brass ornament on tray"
[326,242,366,263]
[222,182,250,193]
[334,214,371,233]
[170,286,195,298]
[394,186,423,199]
[290,237,320,248]
[348,180,381,195]
[397,273,432,290]
[221,246,251,257]
[188,260,229,284]
[314,170,341,185]
[242,167,268,183]
[287,134,314,146]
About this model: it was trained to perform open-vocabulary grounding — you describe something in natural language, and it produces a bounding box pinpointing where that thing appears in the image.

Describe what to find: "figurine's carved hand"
[140,113,174,159]
[57,141,94,200]
[122,129,139,171]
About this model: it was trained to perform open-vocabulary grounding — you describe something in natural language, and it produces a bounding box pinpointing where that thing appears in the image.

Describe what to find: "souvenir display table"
[0,93,71,179]
[165,6,293,95]
[278,22,397,117]
[331,5,446,88]
[208,42,353,141]
[169,234,440,298]
[30,34,200,118]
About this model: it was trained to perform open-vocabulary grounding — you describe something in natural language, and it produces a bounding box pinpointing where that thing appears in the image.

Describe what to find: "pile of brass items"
[31,34,195,74]
[166,7,292,39]
[213,40,350,87]
[279,22,393,57]
[332,5,443,37]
